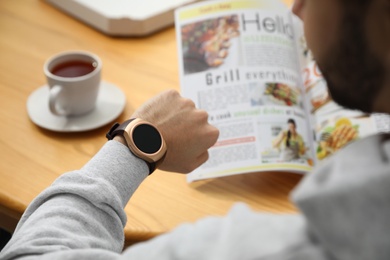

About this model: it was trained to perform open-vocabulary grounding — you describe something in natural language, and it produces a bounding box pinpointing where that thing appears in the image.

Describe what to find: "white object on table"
[45,0,204,36]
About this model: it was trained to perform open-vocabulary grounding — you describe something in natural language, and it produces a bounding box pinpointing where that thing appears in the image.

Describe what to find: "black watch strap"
[106,119,136,140]
[106,119,157,174]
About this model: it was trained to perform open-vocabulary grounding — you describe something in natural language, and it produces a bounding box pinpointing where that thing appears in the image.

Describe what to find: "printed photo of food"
[181,15,240,74]
[307,80,331,113]
[263,83,301,107]
[316,117,359,160]
[311,92,330,112]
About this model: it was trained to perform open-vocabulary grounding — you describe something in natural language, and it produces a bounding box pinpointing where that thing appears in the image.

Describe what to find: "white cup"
[44,51,102,116]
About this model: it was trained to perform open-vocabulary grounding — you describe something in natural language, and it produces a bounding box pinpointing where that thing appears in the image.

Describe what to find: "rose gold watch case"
[122,118,167,164]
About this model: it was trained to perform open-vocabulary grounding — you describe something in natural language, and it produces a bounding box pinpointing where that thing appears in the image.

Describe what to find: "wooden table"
[0,0,300,247]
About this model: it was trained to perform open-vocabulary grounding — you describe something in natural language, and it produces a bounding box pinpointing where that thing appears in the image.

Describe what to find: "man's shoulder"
[292,133,390,260]
[333,133,390,161]
[293,133,390,200]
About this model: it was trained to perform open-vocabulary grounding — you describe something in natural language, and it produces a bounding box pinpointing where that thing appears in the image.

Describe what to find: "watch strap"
[106,119,157,174]
[106,119,136,140]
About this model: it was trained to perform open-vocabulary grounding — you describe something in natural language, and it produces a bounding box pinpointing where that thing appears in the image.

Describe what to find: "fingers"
[159,125,218,173]
[173,151,211,174]
[200,122,220,150]
[130,89,219,174]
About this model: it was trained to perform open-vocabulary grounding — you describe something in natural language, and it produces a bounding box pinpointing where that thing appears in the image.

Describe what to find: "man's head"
[293,0,390,113]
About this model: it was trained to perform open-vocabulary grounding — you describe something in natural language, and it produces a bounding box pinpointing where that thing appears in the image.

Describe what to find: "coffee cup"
[44,51,102,116]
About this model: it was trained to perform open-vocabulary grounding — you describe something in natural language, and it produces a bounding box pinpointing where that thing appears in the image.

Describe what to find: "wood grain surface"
[0,0,300,246]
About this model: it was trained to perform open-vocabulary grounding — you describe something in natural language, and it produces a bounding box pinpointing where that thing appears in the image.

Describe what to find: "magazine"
[174,0,390,182]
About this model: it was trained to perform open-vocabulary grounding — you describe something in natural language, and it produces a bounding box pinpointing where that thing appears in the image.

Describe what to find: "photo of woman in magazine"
[273,118,306,162]
[180,15,240,74]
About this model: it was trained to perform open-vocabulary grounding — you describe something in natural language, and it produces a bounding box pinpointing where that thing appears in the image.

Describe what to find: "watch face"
[132,124,162,154]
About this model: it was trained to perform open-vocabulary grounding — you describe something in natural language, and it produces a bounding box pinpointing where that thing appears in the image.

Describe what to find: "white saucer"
[27,81,126,132]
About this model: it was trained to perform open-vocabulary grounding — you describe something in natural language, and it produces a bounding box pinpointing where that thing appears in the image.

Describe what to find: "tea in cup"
[44,51,102,116]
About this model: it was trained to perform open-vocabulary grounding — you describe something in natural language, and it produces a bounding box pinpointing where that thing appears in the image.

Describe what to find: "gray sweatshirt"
[1,134,390,260]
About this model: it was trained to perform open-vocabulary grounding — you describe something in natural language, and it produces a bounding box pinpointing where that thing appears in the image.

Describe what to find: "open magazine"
[174,0,390,182]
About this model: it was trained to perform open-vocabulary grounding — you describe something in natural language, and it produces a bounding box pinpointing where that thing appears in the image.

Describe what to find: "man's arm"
[0,90,219,259]
[1,141,148,259]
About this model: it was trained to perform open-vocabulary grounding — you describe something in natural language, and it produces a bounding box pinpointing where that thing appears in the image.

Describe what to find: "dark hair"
[286,119,296,147]
[287,118,296,127]
[319,0,383,113]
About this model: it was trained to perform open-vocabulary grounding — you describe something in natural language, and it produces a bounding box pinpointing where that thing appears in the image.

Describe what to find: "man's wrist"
[113,135,127,146]
[107,119,167,174]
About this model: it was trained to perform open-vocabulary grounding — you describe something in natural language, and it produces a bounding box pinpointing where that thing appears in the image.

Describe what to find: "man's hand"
[130,90,219,173]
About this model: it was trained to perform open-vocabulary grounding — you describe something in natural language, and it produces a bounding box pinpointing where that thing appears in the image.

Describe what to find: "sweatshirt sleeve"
[0,140,149,260]
[1,140,330,260]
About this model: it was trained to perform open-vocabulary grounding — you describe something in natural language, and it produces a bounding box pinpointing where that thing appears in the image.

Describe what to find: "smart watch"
[106,118,167,174]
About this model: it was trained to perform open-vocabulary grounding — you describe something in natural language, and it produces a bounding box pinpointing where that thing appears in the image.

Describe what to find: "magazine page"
[175,0,314,182]
[302,59,390,161]
[293,15,390,163]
